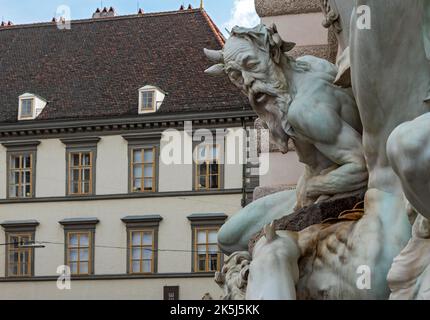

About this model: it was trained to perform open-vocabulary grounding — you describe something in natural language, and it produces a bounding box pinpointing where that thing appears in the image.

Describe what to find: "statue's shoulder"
[297,55,337,78]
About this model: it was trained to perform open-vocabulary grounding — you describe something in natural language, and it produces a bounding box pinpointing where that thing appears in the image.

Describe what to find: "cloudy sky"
[0,0,259,35]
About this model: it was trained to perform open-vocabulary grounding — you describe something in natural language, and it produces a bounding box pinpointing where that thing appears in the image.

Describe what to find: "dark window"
[164,286,179,300]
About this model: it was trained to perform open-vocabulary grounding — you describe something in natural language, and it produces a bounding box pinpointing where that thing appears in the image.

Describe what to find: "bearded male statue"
[204,24,368,254]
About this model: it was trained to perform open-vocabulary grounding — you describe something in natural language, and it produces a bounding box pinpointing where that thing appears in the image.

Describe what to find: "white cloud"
[223,0,260,35]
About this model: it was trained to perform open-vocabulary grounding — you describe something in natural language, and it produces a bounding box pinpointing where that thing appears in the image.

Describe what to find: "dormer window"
[141,91,155,111]
[138,85,165,114]
[20,99,34,119]
[18,93,47,120]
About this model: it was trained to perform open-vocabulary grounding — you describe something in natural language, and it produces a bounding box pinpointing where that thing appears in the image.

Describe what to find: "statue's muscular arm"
[288,99,368,197]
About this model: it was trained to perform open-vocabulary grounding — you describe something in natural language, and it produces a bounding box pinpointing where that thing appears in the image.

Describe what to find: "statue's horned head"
[204,23,296,77]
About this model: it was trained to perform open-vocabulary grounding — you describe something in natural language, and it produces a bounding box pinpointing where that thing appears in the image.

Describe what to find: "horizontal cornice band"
[0,110,257,140]
[0,189,243,205]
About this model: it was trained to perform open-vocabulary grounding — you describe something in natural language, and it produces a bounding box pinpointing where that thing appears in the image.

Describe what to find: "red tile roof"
[0,9,250,124]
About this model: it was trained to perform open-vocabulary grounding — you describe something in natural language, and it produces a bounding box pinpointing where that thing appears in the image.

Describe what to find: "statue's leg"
[387,113,430,220]
[217,189,297,254]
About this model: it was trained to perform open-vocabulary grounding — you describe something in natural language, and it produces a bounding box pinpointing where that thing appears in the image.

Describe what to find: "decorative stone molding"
[255,0,321,17]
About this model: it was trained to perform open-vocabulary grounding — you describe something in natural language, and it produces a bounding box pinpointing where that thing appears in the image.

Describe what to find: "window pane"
[143,179,153,190]
[82,153,91,166]
[142,233,152,245]
[197,231,206,244]
[133,165,142,178]
[210,175,219,189]
[143,166,153,178]
[71,169,80,182]
[21,99,33,116]
[208,231,217,243]
[79,262,89,274]
[24,171,31,184]
[197,146,206,161]
[71,182,79,194]
[9,185,17,198]
[132,248,141,260]
[132,260,140,273]
[80,249,89,261]
[133,150,142,163]
[69,234,78,246]
[198,255,206,271]
[11,156,20,169]
[133,179,142,191]
[9,251,18,264]
[143,149,153,163]
[69,249,78,262]
[199,176,206,189]
[80,233,89,246]
[209,163,218,175]
[198,163,207,176]
[83,182,90,194]
[142,260,151,273]
[143,248,152,260]
[209,255,218,271]
[208,245,218,254]
[9,264,18,276]
[24,156,31,168]
[197,244,207,254]
[132,232,141,245]
[69,262,78,274]
[83,169,91,182]
[72,154,80,166]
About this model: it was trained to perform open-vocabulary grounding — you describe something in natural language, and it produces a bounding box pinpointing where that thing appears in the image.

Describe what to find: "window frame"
[19,98,34,119]
[128,229,155,274]
[121,215,162,275]
[1,220,39,278]
[193,227,221,273]
[187,213,227,273]
[140,90,156,112]
[194,143,222,191]
[59,218,99,276]
[61,137,100,197]
[123,133,161,194]
[192,131,226,191]
[65,230,93,276]
[129,146,157,193]
[67,150,94,196]
[3,141,40,200]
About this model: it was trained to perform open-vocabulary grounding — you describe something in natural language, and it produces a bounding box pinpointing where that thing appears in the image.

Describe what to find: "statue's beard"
[247,80,292,153]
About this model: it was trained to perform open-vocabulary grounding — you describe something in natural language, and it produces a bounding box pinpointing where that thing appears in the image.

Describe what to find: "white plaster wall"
[259,151,304,187]
[0,194,241,277]
[0,144,6,199]
[36,139,66,197]
[96,135,128,195]
[262,12,328,46]
[0,277,222,300]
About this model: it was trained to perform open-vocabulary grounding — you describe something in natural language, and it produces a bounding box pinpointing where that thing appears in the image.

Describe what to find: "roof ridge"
[0,8,203,31]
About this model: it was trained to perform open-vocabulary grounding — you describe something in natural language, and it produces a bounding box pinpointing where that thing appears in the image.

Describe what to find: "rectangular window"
[20,99,34,118]
[8,153,34,198]
[194,228,220,272]
[141,91,155,110]
[195,144,220,190]
[130,147,156,192]
[164,286,180,300]
[68,151,93,195]
[66,231,92,275]
[7,233,33,277]
[129,230,154,274]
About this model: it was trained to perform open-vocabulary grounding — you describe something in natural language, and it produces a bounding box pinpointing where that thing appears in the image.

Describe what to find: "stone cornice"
[0,110,256,141]
[255,0,322,17]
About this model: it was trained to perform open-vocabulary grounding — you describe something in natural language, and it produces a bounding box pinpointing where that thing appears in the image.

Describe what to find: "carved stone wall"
[255,0,321,17]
